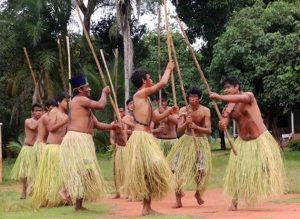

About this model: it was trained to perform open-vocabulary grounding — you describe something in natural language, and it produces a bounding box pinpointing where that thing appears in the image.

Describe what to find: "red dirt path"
[103,188,300,218]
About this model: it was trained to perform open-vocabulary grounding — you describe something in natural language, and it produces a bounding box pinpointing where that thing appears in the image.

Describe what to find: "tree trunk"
[123,19,133,103]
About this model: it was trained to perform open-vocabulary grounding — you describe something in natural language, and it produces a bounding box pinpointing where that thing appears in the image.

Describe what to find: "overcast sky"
[69,0,205,49]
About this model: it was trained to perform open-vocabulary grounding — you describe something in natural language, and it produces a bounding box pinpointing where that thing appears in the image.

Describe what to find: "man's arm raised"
[138,61,174,97]
[80,86,110,110]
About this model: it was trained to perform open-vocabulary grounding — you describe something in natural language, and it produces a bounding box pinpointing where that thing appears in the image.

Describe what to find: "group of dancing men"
[11,61,286,215]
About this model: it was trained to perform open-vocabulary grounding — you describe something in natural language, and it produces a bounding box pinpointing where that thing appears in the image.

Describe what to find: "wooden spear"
[23,47,42,103]
[163,0,177,106]
[176,17,237,155]
[57,38,67,93]
[75,5,126,145]
[100,49,119,112]
[157,5,162,107]
[66,36,72,97]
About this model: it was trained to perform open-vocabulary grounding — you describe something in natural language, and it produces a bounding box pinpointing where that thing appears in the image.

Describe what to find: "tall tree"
[209,0,300,134]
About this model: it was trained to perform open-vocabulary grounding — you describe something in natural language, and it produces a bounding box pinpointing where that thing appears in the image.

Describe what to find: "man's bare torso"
[47,108,68,144]
[36,113,51,143]
[229,95,267,140]
[24,118,39,146]
[68,96,94,134]
[153,107,177,139]
[180,105,208,137]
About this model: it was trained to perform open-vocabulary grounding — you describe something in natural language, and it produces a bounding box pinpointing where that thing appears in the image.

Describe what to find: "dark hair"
[31,103,43,112]
[187,87,202,98]
[56,92,68,103]
[44,98,58,111]
[130,69,150,88]
[156,91,169,101]
[222,76,240,89]
[126,97,133,106]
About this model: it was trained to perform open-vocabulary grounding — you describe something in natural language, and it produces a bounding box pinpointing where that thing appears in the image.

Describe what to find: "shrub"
[288,140,300,151]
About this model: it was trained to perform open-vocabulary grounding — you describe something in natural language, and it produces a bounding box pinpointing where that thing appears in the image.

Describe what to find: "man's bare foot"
[229,199,238,211]
[172,202,182,208]
[142,207,160,216]
[194,191,204,205]
[75,206,87,211]
[112,193,120,199]
[20,193,26,199]
[75,198,86,211]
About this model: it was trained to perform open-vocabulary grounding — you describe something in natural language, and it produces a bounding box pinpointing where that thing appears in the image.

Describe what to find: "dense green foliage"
[209,1,300,128]
[288,140,300,151]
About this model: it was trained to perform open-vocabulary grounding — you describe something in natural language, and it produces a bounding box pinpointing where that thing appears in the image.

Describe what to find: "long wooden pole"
[57,38,67,93]
[75,5,126,144]
[177,17,237,155]
[66,36,72,97]
[157,6,162,107]
[100,49,119,111]
[23,48,42,103]
[170,37,198,153]
[0,123,2,183]
[163,0,177,106]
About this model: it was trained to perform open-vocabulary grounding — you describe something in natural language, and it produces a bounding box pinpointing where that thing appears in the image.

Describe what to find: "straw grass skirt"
[60,131,105,203]
[121,131,172,201]
[224,131,286,205]
[167,134,212,196]
[11,145,35,181]
[157,138,177,156]
[113,145,127,194]
[31,144,64,208]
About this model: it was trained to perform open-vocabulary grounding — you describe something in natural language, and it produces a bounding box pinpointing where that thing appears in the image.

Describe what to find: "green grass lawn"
[1,144,299,218]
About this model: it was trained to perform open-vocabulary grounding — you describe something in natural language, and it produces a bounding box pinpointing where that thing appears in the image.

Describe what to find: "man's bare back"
[68,96,94,134]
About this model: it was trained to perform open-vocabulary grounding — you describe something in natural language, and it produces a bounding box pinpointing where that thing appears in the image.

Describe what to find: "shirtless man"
[110,107,126,199]
[151,91,178,155]
[168,87,212,208]
[31,92,69,208]
[209,76,285,210]
[60,73,119,211]
[122,61,178,215]
[11,103,43,199]
[36,99,58,143]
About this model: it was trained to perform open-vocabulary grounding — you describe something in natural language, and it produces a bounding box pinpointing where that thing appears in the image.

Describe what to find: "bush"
[288,140,300,151]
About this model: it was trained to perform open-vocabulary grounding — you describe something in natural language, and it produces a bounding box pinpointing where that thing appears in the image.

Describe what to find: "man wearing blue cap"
[60,73,118,210]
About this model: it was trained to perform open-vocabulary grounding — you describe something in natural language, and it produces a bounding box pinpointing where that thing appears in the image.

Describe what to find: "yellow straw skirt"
[30,141,46,188]
[59,131,105,203]
[167,134,212,196]
[31,144,64,208]
[11,145,35,181]
[224,131,286,205]
[157,138,177,156]
[121,131,172,201]
[113,145,127,194]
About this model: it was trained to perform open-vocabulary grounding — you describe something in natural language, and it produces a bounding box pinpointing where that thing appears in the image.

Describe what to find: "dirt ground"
[103,188,300,219]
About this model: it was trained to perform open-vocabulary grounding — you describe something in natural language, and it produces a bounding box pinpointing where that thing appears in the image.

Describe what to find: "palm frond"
[36,50,58,73]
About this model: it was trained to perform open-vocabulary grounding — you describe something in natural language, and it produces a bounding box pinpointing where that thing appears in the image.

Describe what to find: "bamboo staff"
[100,49,119,111]
[66,36,72,97]
[163,0,177,106]
[157,5,162,106]
[75,5,126,144]
[170,37,199,155]
[57,38,67,93]
[112,48,119,102]
[177,17,237,155]
[23,47,42,103]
